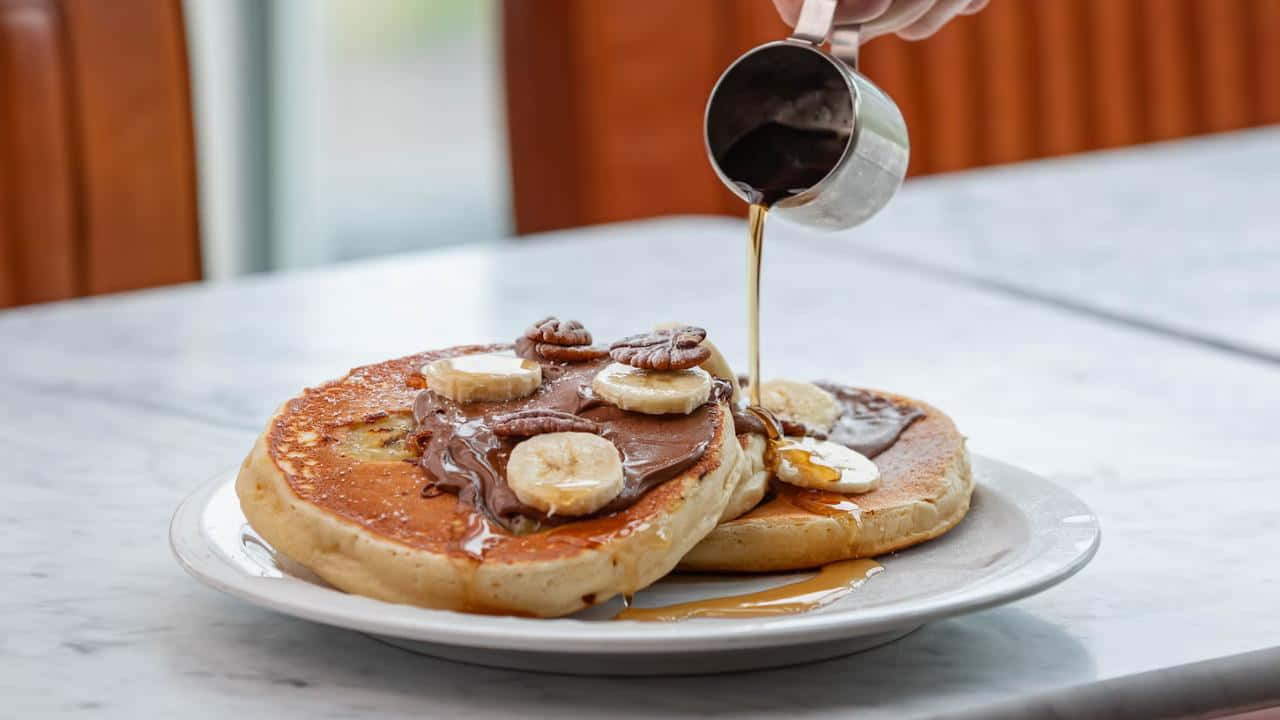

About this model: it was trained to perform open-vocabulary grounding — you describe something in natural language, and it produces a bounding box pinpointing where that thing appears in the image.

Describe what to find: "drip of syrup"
[746,203,767,409]
[745,206,832,483]
[776,440,842,485]
[749,407,841,498]
[613,133,874,625]
[615,558,882,621]
[773,482,863,519]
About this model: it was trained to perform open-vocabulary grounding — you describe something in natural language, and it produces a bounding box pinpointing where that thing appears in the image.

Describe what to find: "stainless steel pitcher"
[705,0,909,229]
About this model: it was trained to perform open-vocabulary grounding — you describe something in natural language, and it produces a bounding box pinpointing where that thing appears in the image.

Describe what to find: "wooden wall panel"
[917,15,982,173]
[0,134,9,307]
[1194,0,1253,133]
[1031,0,1091,155]
[1140,0,1197,141]
[503,0,579,235]
[1253,0,1280,124]
[504,0,1280,234]
[0,0,81,305]
[0,0,199,308]
[62,0,200,295]
[973,0,1035,165]
[569,0,727,226]
[728,0,788,49]
[1086,0,1143,149]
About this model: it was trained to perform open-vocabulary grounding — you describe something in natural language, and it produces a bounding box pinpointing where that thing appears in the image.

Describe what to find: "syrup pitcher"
[705,0,909,228]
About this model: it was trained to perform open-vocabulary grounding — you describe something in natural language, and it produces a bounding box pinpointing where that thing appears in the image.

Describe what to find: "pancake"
[680,391,971,572]
[236,345,747,617]
[719,433,769,522]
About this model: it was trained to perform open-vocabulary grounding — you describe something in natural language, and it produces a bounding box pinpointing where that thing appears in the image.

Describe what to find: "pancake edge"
[680,404,972,572]
[236,401,744,617]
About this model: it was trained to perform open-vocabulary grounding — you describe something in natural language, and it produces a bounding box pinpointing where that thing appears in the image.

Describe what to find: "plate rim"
[170,454,1100,654]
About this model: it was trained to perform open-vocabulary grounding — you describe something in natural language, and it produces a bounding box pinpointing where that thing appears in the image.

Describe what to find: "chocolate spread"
[816,383,925,458]
[413,352,731,530]
[733,384,923,459]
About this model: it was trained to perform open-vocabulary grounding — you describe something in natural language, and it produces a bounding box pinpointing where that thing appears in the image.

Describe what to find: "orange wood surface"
[503,0,580,235]
[1086,0,1143,149]
[0,0,80,305]
[504,0,1280,234]
[1031,0,1091,156]
[1140,0,1197,141]
[568,0,729,226]
[1194,0,1252,133]
[62,0,200,296]
[917,16,981,173]
[974,0,1036,164]
[0,0,199,308]
[1254,0,1280,124]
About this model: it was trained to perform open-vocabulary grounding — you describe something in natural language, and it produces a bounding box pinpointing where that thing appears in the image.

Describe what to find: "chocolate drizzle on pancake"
[413,350,731,531]
[816,384,925,458]
[733,384,923,459]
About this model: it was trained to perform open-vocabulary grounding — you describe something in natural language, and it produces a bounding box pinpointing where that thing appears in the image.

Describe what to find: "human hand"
[772,0,989,42]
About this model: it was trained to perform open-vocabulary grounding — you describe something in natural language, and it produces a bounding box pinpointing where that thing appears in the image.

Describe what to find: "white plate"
[171,455,1099,675]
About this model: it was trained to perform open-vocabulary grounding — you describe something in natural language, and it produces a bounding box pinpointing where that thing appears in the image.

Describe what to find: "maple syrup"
[776,439,842,485]
[612,112,883,622]
[745,204,833,483]
[747,202,768,409]
[615,558,882,621]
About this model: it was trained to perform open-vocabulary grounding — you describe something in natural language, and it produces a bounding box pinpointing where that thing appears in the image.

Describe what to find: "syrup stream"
[746,203,767,408]
[612,196,883,622]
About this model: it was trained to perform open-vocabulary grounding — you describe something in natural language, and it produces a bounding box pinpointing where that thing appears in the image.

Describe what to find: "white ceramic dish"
[171,454,1099,675]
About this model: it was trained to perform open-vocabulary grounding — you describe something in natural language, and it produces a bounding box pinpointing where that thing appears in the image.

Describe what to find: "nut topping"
[515,317,606,363]
[491,409,602,437]
[524,316,592,346]
[530,343,609,363]
[609,326,710,371]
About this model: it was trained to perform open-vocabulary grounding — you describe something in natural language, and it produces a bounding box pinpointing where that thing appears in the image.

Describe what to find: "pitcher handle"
[790,0,861,69]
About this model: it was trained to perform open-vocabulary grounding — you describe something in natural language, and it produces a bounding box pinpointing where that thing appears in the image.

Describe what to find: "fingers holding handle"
[773,0,988,43]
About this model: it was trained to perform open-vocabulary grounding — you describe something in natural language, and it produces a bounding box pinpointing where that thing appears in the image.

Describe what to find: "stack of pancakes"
[237,320,971,617]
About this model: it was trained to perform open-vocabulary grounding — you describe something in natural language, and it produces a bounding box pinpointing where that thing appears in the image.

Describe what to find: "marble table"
[851,127,1280,364]
[4,134,1280,718]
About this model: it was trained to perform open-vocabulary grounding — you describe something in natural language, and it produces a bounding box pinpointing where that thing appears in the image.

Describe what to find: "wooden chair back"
[0,0,199,308]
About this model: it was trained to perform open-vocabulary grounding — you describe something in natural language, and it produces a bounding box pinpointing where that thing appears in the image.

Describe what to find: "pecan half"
[534,343,609,362]
[609,326,710,371]
[514,332,606,364]
[491,409,602,437]
[524,316,592,346]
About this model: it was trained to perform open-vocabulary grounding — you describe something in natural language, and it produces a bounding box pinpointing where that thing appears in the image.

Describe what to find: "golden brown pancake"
[681,392,971,572]
[236,345,746,617]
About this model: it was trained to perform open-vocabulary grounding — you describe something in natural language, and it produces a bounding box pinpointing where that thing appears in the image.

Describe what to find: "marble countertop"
[4,134,1280,718]
[850,127,1280,364]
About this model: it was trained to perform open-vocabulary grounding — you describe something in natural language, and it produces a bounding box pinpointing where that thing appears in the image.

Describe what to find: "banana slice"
[655,321,742,405]
[422,352,541,403]
[774,436,880,494]
[760,378,841,433]
[506,432,624,516]
[592,362,712,415]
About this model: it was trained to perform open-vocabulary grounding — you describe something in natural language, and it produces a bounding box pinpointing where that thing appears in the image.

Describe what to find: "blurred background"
[0,0,1277,308]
